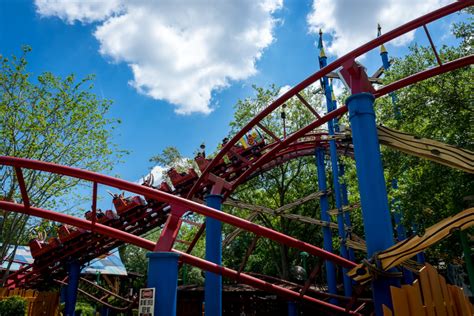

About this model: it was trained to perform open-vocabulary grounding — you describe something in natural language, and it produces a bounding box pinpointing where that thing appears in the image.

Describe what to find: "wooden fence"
[383,263,474,315]
[0,287,59,316]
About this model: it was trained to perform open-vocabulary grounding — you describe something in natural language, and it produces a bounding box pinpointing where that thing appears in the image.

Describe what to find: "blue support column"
[319,52,352,297]
[146,252,180,316]
[378,29,415,281]
[60,286,66,304]
[333,91,356,264]
[391,180,414,284]
[100,305,110,316]
[378,24,399,114]
[205,194,223,316]
[315,147,338,304]
[65,260,80,316]
[287,301,297,316]
[413,224,426,264]
[347,92,400,315]
[339,162,355,263]
[416,252,426,264]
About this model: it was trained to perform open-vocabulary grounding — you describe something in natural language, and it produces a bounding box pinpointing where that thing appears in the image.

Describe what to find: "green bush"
[75,301,95,316]
[0,296,26,316]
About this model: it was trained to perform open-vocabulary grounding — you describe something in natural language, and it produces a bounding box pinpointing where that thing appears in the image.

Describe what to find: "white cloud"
[138,156,196,186]
[331,79,345,98]
[307,0,451,57]
[35,0,282,115]
[277,85,292,98]
[138,165,166,187]
[35,0,124,24]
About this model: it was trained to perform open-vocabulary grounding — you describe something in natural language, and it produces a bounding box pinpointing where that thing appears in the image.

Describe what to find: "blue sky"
[0,0,467,188]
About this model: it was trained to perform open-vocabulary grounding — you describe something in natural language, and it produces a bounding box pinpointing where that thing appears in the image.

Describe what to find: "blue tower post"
[100,305,110,316]
[391,180,414,284]
[205,194,223,316]
[413,224,426,264]
[338,163,355,262]
[332,85,355,263]
[378,25,399,116]
[347,92,400,315]
[315,147,338,304]
[287,301,297,316]
[65,260,80,316]
[318,30,352,297]
[60,286,66,304]
[379,24,416,279]
[146,252,180,315]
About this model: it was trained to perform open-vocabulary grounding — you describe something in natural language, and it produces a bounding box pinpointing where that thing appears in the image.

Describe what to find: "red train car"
[167,168,198,188]
[195,156,210,172]
[57,225,80,243]
[113,195,146,216]
[158,182,171,193]
[84,210,108,223]
[104,209,117,220]
[29,239,48,258]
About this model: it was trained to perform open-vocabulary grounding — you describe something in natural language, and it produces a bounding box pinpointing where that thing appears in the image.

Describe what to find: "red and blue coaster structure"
[0,1,472,315]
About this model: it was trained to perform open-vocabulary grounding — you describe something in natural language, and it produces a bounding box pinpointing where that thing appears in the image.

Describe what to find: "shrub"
[0,296,26,316]
[75,301,95,316]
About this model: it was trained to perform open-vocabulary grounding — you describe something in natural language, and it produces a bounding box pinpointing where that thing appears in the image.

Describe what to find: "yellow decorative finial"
[330,79,336,101]
[318,29,325,57]
[320,47,326,58]
[377,23,387,54]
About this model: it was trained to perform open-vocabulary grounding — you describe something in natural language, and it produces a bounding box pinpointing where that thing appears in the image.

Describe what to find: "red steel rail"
[187,0,472,199]
[1,136,345,288]
[0,1,472,311]
[0,201,359,315]
[181,1,473,255]
[0,156,355,269]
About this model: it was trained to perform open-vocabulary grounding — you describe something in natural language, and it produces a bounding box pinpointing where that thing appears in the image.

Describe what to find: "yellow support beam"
[377,125,474,173]
[348,208,474,282]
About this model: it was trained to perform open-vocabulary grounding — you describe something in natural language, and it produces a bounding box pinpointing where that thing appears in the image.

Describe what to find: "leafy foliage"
[149,147,183,168]
[223,84,328,280]
[375,22,473,262]
[123,14,472,290]
[75,301,95,316]
[0,46,125,283]
[0,296,26,316]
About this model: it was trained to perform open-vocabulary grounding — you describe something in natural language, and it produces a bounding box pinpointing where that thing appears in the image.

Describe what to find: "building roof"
[2,245,127,276]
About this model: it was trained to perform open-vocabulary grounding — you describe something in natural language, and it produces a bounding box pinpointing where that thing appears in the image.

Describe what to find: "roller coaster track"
[54,277,135,312]
[0,157,359,315]
[182,0,473,256]
[1,135,351,289]
[377,125,474,173]
[0,1,472,314]
[349,207,474,284]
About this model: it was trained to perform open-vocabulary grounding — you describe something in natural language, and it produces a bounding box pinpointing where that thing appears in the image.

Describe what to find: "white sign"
[138,287,155,316]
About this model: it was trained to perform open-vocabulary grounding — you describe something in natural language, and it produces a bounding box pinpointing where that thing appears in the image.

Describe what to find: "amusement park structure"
[0,1,473,315]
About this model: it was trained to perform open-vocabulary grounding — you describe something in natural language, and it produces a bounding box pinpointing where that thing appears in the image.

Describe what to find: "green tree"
[149,147,183,168]
[123,145,205,287]
[370,12,473,262]
[0,46,124,283]
[223,84,328,280]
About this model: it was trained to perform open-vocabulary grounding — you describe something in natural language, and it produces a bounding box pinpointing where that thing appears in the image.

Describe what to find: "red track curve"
[181,0,472,257]
[187,0,473,199]
[0,201,359,315]
[0,1,472,314]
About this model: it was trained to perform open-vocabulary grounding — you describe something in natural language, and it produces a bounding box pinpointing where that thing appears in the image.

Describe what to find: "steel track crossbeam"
[0,201,359,315]
[0,157,355,269]
[186,0,471,200]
